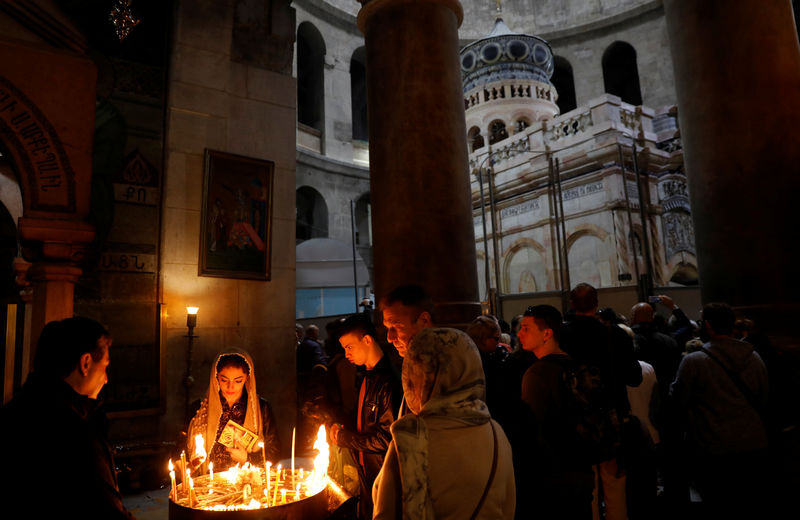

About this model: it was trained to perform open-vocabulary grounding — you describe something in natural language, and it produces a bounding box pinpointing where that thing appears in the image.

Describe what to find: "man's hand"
[657,294,676,310]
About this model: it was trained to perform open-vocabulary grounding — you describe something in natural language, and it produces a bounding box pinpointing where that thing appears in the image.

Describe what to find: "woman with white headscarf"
[188,349,281,470]
[372,328,516,519]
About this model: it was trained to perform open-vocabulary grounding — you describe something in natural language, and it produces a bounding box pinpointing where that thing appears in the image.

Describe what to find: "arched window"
[468,126,484,152]
[551,56,577,114]
[488,120,508,145]
[516,119,530,133]
[296,186,328,242]
[351,47,368,142]
[602,42,642,106]
[297,22,326,132]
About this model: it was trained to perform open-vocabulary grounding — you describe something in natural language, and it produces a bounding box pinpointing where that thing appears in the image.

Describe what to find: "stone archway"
[0,40,98,347]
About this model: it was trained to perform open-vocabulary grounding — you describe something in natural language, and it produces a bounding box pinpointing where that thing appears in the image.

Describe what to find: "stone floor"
[123,486,170,520]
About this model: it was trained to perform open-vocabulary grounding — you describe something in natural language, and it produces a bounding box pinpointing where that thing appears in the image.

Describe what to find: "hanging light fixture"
[109,0,140,42]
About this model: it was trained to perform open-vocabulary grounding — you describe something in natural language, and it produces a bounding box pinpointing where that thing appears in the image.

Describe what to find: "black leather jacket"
[335,355,402,485]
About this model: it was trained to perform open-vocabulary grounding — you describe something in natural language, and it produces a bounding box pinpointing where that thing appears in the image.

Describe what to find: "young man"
[518,305,594,520]
[379,284,434,357]
[330,313,401,520]
[1,317,134,519]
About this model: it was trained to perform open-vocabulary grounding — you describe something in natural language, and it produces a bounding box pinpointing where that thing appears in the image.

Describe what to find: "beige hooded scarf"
[187,349,264,463]
[372,328,518,520]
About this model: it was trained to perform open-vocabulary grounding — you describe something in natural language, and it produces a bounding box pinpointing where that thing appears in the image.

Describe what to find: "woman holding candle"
[188,349,281,471]
[372,328,516,519]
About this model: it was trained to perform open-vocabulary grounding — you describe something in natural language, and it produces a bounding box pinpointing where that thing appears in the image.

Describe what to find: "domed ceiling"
[298,0,660,40]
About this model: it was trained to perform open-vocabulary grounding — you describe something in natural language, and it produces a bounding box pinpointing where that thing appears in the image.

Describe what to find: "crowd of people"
[298,283,795,520]
[1,281,794,519]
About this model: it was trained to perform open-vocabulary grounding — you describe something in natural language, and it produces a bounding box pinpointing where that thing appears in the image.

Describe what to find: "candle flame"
[194,434,207,464]
[169,459,174,471]
[309,425,330,493]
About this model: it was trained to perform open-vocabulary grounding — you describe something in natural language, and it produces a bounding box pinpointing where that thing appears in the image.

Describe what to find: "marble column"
[358,0,480,327]
[663,0,800,348]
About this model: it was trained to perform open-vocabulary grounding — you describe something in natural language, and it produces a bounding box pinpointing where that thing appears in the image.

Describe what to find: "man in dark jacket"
[0,317,135,519]
[330,313,401,520]
[559,283,642,520]
[670,303,769,519]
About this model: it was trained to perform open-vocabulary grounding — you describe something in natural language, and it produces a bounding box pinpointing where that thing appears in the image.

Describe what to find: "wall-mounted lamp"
[186,306,199,334]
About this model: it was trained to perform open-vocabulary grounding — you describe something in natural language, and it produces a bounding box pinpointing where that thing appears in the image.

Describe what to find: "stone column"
[358,0,480,327]
[663,0,800,348]
[18,217,95,359]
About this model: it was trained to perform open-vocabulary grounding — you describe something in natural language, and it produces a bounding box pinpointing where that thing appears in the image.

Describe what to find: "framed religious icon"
[199,149,274,280]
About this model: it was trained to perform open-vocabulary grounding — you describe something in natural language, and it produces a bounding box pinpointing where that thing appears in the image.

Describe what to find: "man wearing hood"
[670,302,769,518]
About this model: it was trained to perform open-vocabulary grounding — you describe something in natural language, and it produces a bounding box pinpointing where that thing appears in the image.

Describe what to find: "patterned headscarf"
[188,349,264,464]
[390,328,490,519]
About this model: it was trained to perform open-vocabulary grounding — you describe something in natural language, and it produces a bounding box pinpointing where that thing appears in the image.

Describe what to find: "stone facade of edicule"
[462,17,696,305]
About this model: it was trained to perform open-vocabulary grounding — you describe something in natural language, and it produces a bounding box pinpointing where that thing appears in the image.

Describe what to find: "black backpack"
[559,357,622,465]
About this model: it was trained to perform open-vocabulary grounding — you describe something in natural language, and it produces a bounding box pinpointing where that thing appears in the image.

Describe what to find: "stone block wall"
[161,0,298,453]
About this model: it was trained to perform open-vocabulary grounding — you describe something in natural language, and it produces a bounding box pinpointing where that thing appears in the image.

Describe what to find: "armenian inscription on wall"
[0,76,75,212]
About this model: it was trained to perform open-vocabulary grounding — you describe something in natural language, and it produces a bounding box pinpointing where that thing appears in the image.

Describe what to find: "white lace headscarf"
[187,349,264,460]
[390,328,490,520]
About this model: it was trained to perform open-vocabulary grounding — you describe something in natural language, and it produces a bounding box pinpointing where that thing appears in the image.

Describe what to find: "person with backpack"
[519,305,595,520]
[560,284,642,520]
[669,302,770,518]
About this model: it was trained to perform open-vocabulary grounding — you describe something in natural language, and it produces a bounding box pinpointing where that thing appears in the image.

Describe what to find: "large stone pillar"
[19,217,95,359]
[358,0,480,326]
[663,0,800,348]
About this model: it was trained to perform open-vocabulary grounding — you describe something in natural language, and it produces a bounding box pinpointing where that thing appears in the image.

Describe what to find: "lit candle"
[188,477,196,508]
[208,461,214,493]
[265,461,272,501]
[186,468,191,499]
[296,482,301,499]
[259,441,268,486]
[168,459,177,501]
[272,466,280,505]
[180,450,188,492]
[291,427,296,489]
[281,489,287,505]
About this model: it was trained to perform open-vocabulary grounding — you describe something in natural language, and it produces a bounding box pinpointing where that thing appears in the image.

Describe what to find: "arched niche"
[488,119,508,145]
[567,230,612,288]
[351,47,368,142]
[602,41,643,106]
[296,186,328,242]
[297,22,326,133]
[502,238,547,294]
[552,56,577,114]
[468,126,484,152]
